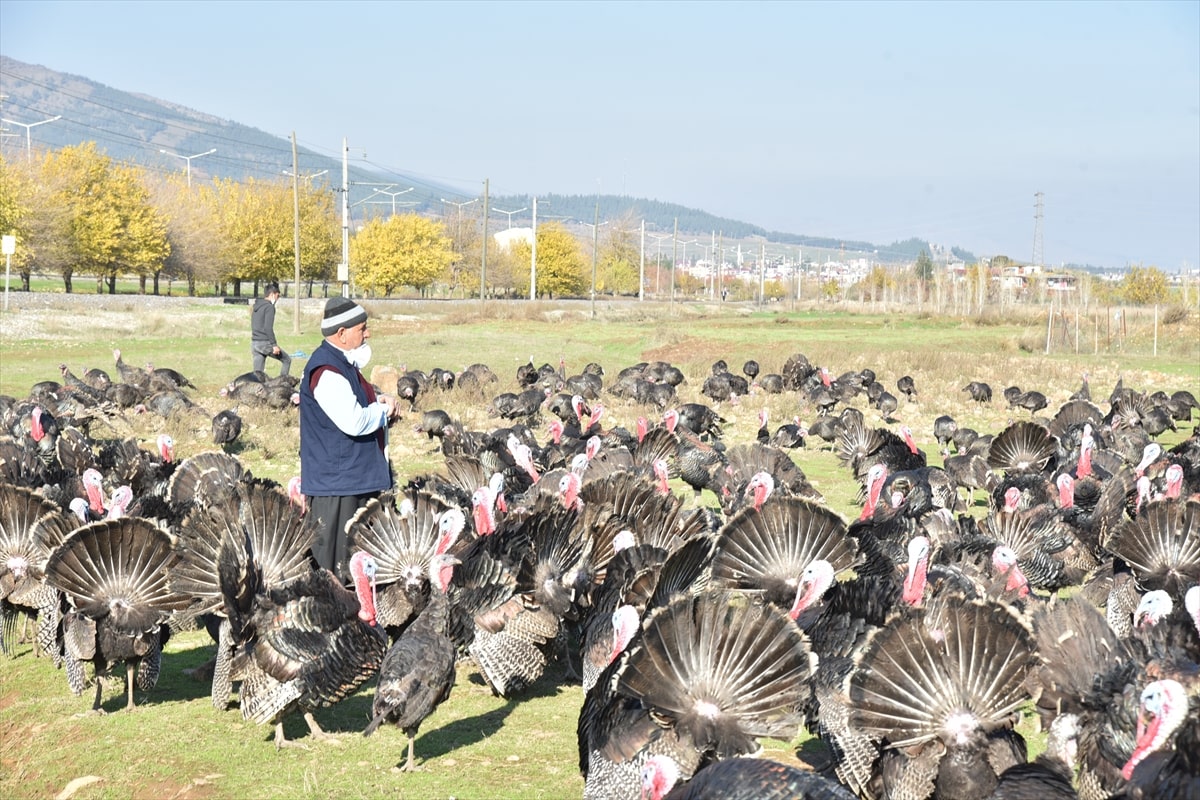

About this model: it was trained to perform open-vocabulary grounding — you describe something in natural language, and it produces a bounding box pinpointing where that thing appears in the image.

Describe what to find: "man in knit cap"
[299,296,400,582]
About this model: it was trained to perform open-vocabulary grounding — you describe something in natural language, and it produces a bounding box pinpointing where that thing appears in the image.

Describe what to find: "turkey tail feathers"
[849,596,1036,748]
[616,590,813,757]
[45,519,190,626]
[1103,498,1200,596]
[713,498,858,591]
[988,422,1056,474]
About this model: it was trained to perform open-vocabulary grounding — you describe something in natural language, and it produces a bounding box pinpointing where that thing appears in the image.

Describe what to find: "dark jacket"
[251,298,277,349]
[299,341,392,496]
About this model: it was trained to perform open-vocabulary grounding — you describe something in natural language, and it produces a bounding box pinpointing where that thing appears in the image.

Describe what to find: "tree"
[150,174,224,296]
[36,143,168,293]
[597,218,640,296]
[914,249,934,283]
[1119,265,1170,305]
[351,214,456,296]
[0,156,35,289]
[509,222,586,298]
[107,163,170,294]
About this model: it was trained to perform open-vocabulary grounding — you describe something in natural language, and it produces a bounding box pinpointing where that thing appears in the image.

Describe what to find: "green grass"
[0,295,1196,799]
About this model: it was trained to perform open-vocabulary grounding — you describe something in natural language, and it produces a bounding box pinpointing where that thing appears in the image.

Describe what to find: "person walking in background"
[251,281,292,377]
[299,297,400,582]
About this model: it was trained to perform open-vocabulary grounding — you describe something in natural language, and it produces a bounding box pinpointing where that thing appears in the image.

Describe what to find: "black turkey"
[44,518,192,710]
[1120,678,1199,799]
[0,484,78,660]
[172,480,316,709]
[641,754,857,800]
[220,535,386,747]
[363,553,459,771]
[846,595,1037,800]
[346,490,464,639]
[211,408,243,446]
[963,381,993,403]
[580,590,814,799]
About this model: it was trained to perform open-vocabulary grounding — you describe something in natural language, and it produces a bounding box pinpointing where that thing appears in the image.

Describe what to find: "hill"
[0,56,962,263]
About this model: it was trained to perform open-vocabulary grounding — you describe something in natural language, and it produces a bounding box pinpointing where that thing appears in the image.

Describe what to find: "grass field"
[0,294,1196,799]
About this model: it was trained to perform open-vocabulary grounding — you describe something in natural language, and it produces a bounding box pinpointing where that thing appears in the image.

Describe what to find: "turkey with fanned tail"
[346,489,465,640]
[44,518,192,710]
[0,484,79,661]
[580,589,815,800]
[218,530,386,748]
[845,594,1038,800]
[172,480,316,709]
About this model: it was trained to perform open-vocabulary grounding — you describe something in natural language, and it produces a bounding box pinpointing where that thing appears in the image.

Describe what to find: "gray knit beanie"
[321,297,368,336]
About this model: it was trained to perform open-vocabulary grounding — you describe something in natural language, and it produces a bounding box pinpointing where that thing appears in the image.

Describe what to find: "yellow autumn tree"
[352,213,455,296]
[508,222,587,299]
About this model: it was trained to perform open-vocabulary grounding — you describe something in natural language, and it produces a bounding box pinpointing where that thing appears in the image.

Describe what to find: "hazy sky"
[2,0,1197,269]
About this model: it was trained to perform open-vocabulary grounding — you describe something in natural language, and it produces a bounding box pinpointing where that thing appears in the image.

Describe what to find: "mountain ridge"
[0,55,956,263]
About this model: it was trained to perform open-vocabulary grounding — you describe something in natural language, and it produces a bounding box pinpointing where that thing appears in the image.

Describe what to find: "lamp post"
[491,206,527,229]
[648,232,672,296]
[366,185,414,217]
[529,197,543,300]
[160,147,216,188]
[581,208,609,319]
[1,115,61,162]
[283,168,328,183]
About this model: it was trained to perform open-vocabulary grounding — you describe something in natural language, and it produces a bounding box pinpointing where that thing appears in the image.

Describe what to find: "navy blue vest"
[299,341,392,496]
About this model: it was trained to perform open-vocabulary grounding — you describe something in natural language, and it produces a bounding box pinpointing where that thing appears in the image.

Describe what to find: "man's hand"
[379,394,401,422]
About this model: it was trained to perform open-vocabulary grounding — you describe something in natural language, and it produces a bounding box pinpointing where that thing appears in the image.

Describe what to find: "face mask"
[346,343,372,369]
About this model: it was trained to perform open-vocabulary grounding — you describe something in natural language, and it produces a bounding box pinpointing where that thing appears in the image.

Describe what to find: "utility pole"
[759,241,766,306]
[340,138,349,297]
[2,114,61,162]
[670,218,678,312]
[480,178,489,305]
[1032,191,1044,268]
[530,197,538,300]
[639,219,645,302]
[291,132,301,333]
[591,202,600,318]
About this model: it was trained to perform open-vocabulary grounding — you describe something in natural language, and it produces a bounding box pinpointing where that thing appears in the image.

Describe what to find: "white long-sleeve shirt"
[312,368,390,438]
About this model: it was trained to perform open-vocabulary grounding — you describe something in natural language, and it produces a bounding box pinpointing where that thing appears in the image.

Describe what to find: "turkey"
[44,518,192,710]
[346,490,465,639]
[670,403,724,440]
[710,496,858,617]
[897,374,918,402]
[112,348,150,389]
[1103,498,1200,601]
[363,553,459,771]
[580,589,814,799]
[172,480,316,709]
[468,494,584,696]
[0,484,78,660]
[963,381,993,404]
[211,408,243,446]
[641,754,857,800]
[845,594,1038,800]
[1120,678,1200,800]
[220,534,387,747]
[1021,594,1151,799]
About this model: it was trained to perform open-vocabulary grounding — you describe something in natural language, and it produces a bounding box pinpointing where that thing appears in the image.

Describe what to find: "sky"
[1,0,1198,270]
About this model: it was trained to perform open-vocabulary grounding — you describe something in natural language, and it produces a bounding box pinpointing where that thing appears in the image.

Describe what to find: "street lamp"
[366,185,414,217]
[581,209,609,319]
[491,206,527,229]
[1,115,61,162]
[648,232,672,296]
[160,147,216,188]
[283,168,328,183]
